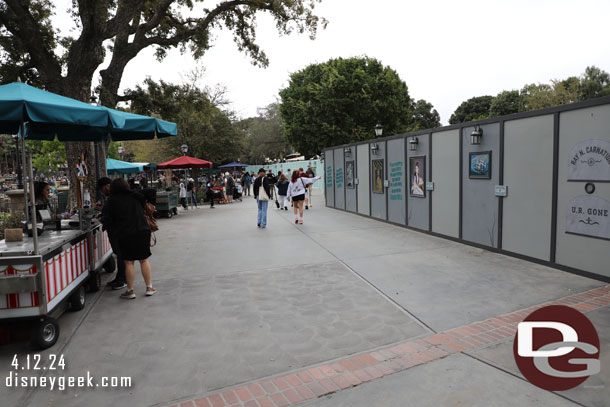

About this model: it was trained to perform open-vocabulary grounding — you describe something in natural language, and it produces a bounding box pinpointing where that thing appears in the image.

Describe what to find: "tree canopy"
[123,78,244,164]
[279,57,440,157]
[237,102,291,164]
[450,66,610,124]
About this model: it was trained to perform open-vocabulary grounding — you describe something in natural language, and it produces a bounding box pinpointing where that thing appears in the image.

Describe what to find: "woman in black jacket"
[107,178,157,299]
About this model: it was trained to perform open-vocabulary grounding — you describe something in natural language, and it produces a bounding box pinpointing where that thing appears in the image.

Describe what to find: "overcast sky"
[56,0,610,125]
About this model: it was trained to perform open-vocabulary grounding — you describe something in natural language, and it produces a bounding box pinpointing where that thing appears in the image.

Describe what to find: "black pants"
[109,236,126,284]
[181,197,187,209]
[207,191,214,207]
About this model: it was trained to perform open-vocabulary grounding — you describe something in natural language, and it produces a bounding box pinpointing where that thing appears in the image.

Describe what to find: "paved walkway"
[1,196,608,407]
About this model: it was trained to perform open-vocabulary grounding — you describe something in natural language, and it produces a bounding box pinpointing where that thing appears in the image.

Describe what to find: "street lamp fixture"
[117,145,125,160]
[181,144,188,155]
[344,147,352,157]
[409,136,419,151]
[374,123,383,138]
[470,125,483,145]
[89,93,98,106]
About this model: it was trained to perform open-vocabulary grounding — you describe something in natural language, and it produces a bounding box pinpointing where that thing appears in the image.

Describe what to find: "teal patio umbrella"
[106,158,144,175]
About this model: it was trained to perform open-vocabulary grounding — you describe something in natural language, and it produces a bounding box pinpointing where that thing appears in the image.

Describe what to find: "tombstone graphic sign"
[565,195,610,240]
[568,139,610,182]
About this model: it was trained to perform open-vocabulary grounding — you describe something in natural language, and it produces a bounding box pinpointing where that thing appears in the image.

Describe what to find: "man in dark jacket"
[253,168,272,228]
[97,177,126,290]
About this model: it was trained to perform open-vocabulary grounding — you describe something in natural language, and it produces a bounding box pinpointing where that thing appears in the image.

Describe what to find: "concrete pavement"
[0,196,607,407]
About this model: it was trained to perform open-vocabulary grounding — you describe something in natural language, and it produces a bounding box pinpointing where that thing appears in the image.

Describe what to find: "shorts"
[292,194,305,202]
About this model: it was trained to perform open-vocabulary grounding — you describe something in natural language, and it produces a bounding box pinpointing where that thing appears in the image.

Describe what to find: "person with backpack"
[287,170,321,224]
[276,173,290,210]
[253,168,272,228]
[225,172,235,203]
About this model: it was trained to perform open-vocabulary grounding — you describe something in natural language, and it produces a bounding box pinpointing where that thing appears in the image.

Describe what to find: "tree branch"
[0,0,62,85]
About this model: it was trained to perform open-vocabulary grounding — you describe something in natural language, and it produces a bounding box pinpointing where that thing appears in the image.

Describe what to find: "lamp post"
[181,144,188,155]
[117,145,125,161]
[375,123,383,138]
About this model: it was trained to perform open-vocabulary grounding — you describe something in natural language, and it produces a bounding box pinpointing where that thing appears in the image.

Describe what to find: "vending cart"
[0,223,114,348]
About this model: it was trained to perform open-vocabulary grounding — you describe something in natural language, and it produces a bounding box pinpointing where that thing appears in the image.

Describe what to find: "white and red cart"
[0,223,114,348]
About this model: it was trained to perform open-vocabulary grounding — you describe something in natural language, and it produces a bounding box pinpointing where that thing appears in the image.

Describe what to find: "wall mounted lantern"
[344,147,352,156]
[409,136,419,151]
[375,123,383,138]
[320,152,325,162]
[371,143,379,154]
[470,125,483,145]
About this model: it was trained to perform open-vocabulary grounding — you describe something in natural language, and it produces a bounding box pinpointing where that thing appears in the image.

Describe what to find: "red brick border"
[169,285,610,407]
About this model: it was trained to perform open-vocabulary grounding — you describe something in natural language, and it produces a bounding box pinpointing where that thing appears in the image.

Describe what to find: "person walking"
[287,170,320,224]
[276,173,289,210]
[225,172,235,203]
[253,168,272,228]
[106,178,157,299]
[243,172,252,196]
[97,178,126,290]
[179,181,188,210]
[187,178,198,208]
[205,177,215,208]
[306,167,316,208]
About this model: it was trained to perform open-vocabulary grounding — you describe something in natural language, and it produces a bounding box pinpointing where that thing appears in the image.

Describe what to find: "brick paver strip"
[169,285,609,407]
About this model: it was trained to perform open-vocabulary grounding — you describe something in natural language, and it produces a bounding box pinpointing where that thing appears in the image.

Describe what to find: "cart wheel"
[69,285,86,311]
[103,256,116,273]
[87,270,101,292]
[31,317,60,349]
[166,211,173,218]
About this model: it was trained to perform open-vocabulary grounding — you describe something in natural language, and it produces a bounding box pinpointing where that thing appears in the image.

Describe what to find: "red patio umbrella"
[157,155,213,169]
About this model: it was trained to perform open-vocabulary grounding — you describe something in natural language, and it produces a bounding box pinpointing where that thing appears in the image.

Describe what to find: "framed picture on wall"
[409,156,426,198]
[372,159,384,194]
[469,151,492,179]
[346,161,355,189]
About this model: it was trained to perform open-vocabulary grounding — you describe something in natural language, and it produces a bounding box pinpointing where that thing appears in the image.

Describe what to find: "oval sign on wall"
[565,195,610,240]
[567,139,610,181]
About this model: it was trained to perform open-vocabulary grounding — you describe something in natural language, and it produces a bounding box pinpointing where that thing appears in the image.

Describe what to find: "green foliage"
[123,79,244,164]
[107,141,120,160]
[279,57,417,157]
[238,103,291,163]
[451,66,610,124]
[26,139,66,173]
[408,99,441,131]
[449,96,494,124]
[489,90,524,117]
[0,212,24,240]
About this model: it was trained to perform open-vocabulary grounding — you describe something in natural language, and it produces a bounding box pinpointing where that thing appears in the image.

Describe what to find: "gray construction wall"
[325,149,334,207]
[431,129,460,238]
[333,148,345,210]
[356,144,370,216]
[324,96,610,281]
[370,141,387,220]
[406,134,430,231]
[387,138,406,225]
[461,123,501,248]
[503,115,554,261]
[556,105,610,278]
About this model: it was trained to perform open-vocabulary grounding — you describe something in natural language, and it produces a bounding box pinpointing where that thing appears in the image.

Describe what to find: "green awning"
[106,158,144,175]
[0,82,177,141]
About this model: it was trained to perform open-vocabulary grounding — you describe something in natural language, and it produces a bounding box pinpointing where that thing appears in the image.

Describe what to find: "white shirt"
[287,176,320,198]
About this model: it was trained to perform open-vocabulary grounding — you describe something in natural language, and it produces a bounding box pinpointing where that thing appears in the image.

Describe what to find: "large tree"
[123,78,245,164]
[0,0,326,199]
[237,102,291,163]
[409,99,441,131]
[280,57,421,157]
[448,95,494,124]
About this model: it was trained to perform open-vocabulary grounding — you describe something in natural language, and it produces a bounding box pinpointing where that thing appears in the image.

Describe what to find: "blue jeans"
[257,199,268,227]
